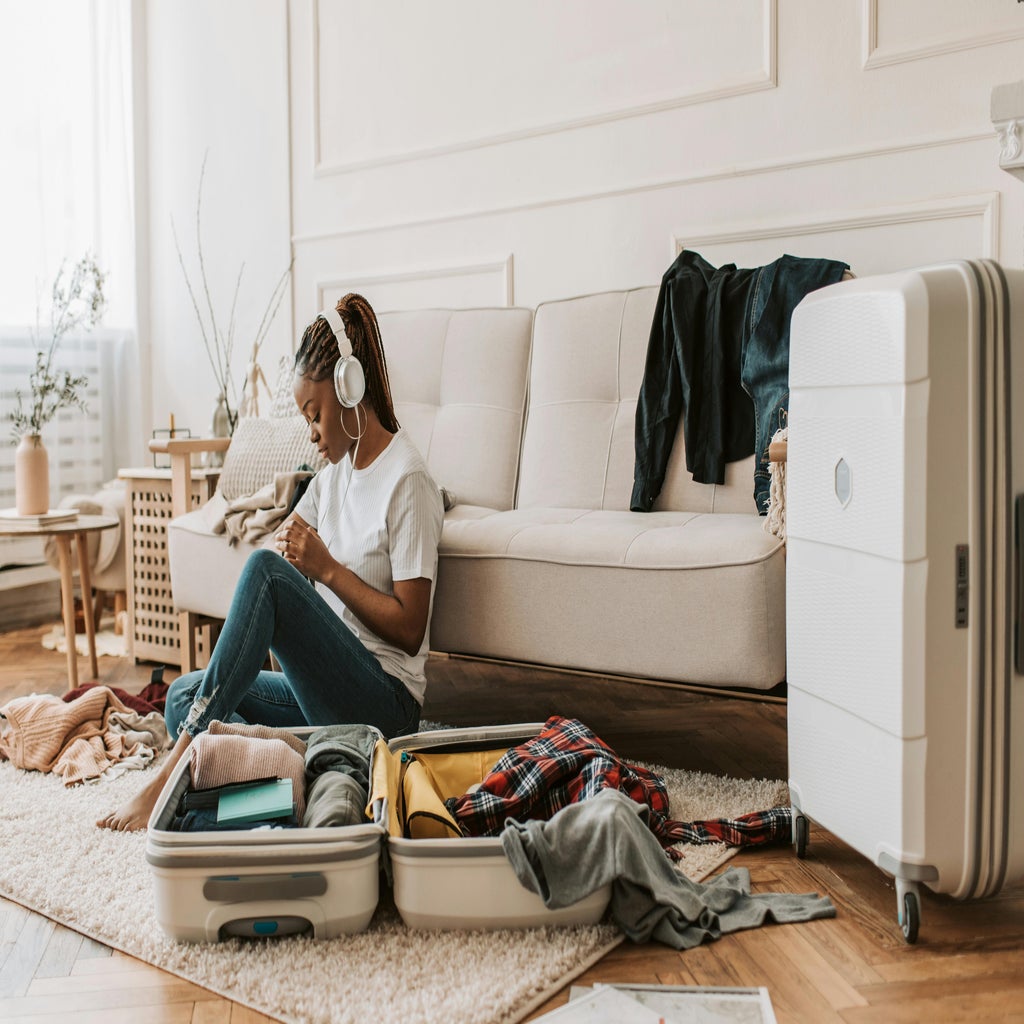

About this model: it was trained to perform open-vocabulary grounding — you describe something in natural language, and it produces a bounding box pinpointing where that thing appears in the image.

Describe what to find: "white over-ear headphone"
[319,307,366,409]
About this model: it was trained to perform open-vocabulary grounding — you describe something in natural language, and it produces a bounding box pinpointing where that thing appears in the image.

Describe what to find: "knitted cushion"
[218,414,323,502]
[269,354,299,419]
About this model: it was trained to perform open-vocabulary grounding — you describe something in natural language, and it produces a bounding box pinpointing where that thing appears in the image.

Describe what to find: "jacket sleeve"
[631,273,684,512]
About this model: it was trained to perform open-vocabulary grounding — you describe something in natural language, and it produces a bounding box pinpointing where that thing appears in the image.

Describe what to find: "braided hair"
[294,293,399,433]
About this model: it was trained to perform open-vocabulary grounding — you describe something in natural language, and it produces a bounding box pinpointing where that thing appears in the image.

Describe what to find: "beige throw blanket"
[214,471,311,547]
[0,687,172,786]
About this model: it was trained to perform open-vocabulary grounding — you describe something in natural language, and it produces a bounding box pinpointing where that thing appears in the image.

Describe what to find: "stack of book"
[0,508,79,527]
[181,777,295,825]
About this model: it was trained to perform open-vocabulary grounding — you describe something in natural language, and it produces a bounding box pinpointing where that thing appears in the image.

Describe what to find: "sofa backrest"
[515,288,757,514]
[380,306,534,511]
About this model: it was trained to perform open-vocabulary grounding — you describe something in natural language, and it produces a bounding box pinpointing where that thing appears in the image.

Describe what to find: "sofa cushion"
[517,288,756,515]
[431,506,785,689]
[379,306,533,511]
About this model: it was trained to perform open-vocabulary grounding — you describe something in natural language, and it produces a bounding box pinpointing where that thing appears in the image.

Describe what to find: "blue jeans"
[165,548,421,741]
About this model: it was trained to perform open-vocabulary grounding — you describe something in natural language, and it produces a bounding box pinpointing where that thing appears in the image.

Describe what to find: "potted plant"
[9,254,106,515]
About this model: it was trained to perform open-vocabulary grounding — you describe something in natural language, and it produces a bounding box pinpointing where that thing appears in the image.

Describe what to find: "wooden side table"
[0,513,119,687]
[119,461,223,666]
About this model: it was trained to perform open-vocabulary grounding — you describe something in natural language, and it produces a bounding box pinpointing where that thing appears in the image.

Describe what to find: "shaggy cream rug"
[0,756,788,1024]
[41,624,127,658]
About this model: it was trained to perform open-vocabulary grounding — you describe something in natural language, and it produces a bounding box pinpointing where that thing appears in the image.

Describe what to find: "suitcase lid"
[385,722,545,756]
[373,723,545,840]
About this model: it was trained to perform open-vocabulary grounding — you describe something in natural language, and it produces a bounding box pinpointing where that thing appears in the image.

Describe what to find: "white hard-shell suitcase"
[146,726,384,943]
[786,260,1024,942]
[377,723,612,930]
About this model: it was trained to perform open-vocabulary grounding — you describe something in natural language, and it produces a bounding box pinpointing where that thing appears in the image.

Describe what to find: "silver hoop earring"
[340,403,365,442]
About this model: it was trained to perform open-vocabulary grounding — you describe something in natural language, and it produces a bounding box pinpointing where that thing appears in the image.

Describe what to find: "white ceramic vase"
[15,433,50,515]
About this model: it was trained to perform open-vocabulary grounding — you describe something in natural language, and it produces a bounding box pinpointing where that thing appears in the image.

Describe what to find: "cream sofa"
[164,288,786,690]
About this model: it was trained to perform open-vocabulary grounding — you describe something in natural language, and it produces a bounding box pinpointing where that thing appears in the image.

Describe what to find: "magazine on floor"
[533,983,778,1023]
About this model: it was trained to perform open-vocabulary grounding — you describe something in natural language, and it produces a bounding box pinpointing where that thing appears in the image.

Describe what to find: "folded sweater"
[189,732,307,821]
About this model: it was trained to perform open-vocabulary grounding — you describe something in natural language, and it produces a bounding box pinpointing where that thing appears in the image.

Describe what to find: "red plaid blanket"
[444,716,792,860]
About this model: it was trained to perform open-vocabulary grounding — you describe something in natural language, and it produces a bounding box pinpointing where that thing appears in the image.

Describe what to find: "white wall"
[142,0,1024,432]
[288,0,1024,326]
[141,0,292,442]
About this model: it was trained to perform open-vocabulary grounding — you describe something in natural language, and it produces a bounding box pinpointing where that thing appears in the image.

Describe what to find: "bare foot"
[97,731,193,832]
[96,780,162,832]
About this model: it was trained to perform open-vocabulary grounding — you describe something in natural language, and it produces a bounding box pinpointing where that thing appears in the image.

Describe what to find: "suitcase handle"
[1017,495,1024,675]
[204,898,327,941]
[203,872,327,903]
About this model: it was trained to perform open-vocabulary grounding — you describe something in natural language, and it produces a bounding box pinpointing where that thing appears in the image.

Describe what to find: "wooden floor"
[1,621,1023,1023]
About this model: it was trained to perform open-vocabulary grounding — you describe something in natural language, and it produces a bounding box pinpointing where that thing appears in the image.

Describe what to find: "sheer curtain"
[0,0,143,512]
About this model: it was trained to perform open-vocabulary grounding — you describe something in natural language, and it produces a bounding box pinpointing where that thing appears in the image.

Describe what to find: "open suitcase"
[373,722,611,930]
[146,722,610,941]
[145,726,384,942]
[785,259,1024,943]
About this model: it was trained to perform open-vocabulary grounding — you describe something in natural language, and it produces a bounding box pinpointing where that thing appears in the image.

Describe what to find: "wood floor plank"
[190,1001,233,1024]
[1,1005,196,1024]
[74,934,113,959]
[0,898,30,943]
[0,899,30,977]
[32,922,84,980]
[190,1000,233,1024]
[840,985,1024,1023]
[0,978,208,1017]
[874,947,1024,984]
[723,927,847,1024]
[228,1005,283,1023]
[71,952,159,976]
[763,923,868,1011]
[784,917,886,988]
[0,913,55,998]
[29,965,211,997]
[669,940,754,990]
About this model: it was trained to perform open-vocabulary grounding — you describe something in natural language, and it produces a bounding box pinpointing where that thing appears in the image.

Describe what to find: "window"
[0,0,140,511]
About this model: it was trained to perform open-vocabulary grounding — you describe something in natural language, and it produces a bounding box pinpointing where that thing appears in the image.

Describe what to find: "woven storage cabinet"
[120,468,220,666]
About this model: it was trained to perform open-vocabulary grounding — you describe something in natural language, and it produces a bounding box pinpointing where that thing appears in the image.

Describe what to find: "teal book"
[216,778,295,825]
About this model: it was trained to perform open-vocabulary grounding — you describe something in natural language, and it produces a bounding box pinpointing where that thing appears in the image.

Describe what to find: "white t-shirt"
[293,428,444,704]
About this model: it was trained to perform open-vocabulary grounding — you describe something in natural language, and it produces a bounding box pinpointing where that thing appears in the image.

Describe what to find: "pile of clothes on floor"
[0,683,172,785]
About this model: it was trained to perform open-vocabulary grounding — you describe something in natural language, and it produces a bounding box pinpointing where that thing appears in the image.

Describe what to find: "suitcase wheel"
[794,814,809,859]
[896,880,921,944]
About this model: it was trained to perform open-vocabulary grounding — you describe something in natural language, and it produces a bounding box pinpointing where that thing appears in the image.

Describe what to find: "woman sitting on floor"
[98,293,444,832]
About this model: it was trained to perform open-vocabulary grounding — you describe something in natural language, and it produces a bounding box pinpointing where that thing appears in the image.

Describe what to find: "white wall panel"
[314,256,514,314]
[313,0,774,174]
[678,194,999,277]
[865,0,1024,68]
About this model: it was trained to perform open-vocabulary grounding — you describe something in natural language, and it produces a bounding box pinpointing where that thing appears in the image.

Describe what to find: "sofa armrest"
[148,437,232,519]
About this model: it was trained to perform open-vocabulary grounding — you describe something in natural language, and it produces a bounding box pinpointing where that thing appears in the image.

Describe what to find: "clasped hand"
[275,519,328,579]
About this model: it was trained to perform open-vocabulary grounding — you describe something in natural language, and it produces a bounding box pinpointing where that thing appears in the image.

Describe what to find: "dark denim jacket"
[631,250,848,514]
